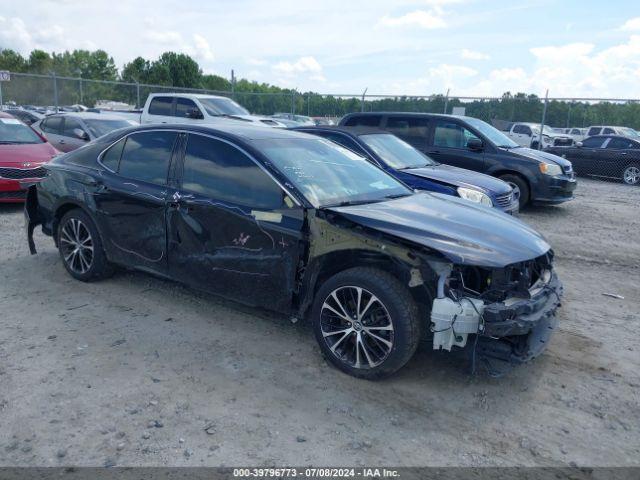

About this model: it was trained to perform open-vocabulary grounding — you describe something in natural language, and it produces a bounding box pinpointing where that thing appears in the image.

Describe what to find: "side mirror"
[576,141,583,148]
[188,109,204,120]
[467,138,484,151]
[73,128,89,140]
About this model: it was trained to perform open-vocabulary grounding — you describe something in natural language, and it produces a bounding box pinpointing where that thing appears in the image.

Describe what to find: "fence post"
[307,93,310,116]
[0,81,3,110]
[232,70,236,99]
[361,88,368,112]
[78,76,83,104]
[51,71,59,112]
[443,88,450,114]
[136,81,140,108]
[538,89,549,150]
[291,90,295,114]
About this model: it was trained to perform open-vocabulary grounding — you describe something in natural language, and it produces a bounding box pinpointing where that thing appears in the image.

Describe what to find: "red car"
[0,112,60,202]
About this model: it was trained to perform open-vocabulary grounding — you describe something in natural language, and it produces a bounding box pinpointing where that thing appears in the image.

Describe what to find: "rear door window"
[587,127,601,136]
[385,116,429,147]
[606,138,635,149]
[602,128,615,135]
[101,137,126,171]
[118,131,177,185]
[148,97,174,116]
[342,115,382,127]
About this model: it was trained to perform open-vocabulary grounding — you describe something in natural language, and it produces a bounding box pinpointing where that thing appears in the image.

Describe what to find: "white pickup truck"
[138,93,285,127]
[506,123,574,149]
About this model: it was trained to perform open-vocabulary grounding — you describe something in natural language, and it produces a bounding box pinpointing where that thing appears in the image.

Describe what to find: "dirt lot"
[0,178,638,467]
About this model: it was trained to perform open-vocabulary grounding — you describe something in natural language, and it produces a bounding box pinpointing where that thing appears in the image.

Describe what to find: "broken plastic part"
[431,297,484,351]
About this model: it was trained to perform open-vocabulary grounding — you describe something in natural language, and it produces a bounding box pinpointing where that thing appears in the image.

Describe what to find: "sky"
[1,0,639,98]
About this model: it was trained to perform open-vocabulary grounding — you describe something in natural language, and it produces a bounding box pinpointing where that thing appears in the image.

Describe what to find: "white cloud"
[246,58,267,66]
[0,16,35,52]
[142,30,214,62]
[193,34,214,61]
[379,10,447,29]
[620,17,640,31]
[273,56,322,75]
[461,49,490,60]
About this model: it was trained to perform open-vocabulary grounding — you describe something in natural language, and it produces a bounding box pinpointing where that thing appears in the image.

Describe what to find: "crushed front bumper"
[476,273,562,366]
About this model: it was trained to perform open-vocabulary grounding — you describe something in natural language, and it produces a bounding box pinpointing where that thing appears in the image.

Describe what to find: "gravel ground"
[0,178,638,467]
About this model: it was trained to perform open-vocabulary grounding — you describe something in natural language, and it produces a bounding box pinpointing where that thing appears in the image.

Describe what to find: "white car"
[586,125,640,138]
[505,123,573,149]
[564,127,588,143]
[139,93,285,128]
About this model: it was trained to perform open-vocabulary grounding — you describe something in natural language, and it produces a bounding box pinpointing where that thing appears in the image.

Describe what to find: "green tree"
[0,49,27,72]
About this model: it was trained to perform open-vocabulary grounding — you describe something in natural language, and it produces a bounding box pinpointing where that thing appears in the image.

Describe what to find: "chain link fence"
[2,71,639,185]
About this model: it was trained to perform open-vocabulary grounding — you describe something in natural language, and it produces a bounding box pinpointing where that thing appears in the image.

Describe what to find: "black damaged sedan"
[26,124,562,378]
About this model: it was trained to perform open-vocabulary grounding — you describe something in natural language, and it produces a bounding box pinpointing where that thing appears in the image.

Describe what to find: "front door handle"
[58,139,65,144]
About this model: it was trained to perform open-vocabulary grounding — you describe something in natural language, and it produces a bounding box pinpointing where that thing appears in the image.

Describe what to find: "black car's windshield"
[464,117,519,148]
[359,133,436,169]
[84,119,136,138]
[0,117,44,144]
[256,137,411,208]
[199,97,250,116]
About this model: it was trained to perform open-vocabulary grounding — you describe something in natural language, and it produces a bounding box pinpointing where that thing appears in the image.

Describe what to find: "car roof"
[112,123,316,142]
[292,125,389,137]
[341,111,479,122]
[45,112,130,121]
[149,93,227,100]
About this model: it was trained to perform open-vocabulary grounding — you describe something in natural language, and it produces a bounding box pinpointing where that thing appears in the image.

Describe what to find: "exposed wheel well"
[298,249,435,320]
[52,203,91,245]
[493,170,531,191]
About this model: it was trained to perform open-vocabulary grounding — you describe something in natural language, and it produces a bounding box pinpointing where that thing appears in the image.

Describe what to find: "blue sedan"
[293,126,519,214]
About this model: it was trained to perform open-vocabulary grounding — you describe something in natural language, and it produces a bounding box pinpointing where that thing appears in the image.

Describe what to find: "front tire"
[57,209,113,282]
[312,267,421,379]
[499,173,530,208]
[622,164,640,185]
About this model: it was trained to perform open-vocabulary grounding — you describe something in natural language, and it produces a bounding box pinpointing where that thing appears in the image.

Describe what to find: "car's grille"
[0,167,48,179]
[0,190,26,199]
[494,192,514,208]
[553,138,573,146]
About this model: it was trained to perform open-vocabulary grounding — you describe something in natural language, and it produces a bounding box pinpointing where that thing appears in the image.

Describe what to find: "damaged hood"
[327,193,550,267]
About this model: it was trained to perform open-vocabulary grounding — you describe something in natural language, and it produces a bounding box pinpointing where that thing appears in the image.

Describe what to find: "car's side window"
[118,131,177,185]
[587,127,601,136]
[182,134,284,210]
[175,98,202,118]
[41,116,62,134]
[343,115,381,127]
[602,128,615,135]
[522,126,532,136]
[433,121,479,149]
[148,97,174,116]
[513,125,525,134]
[386,116,429,146]
[61,117,85,138]
[607,138,634,150]
[101,137,127,171]
[582,137,606,148]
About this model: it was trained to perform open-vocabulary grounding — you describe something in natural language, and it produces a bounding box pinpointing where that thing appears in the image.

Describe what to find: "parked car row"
[24,122,564,379]
[545,135,640,185]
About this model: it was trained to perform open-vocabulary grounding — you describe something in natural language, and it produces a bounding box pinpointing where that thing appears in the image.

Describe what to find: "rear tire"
[499,173,530,209]
[312,267,421,380]
[622,164,640,185]
[57,209,113,282]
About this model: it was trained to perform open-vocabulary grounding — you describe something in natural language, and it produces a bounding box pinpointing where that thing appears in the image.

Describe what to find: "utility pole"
[443,88,450,114]
[51,71,59,112]
[361,87,368,112]
[231,69,236,99]
[538,89,549,150]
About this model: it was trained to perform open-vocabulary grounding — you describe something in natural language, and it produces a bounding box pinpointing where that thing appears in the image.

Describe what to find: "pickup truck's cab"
[140,93,285,128]
[507,123,573,149]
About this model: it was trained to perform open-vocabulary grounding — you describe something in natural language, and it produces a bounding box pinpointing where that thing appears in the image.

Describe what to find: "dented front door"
[167,133,304,312]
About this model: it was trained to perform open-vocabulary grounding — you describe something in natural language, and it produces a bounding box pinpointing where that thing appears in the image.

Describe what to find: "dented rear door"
[167,133,304,312]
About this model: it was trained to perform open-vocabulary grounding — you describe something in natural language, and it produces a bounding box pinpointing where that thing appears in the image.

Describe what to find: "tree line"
[1,48,639,129]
